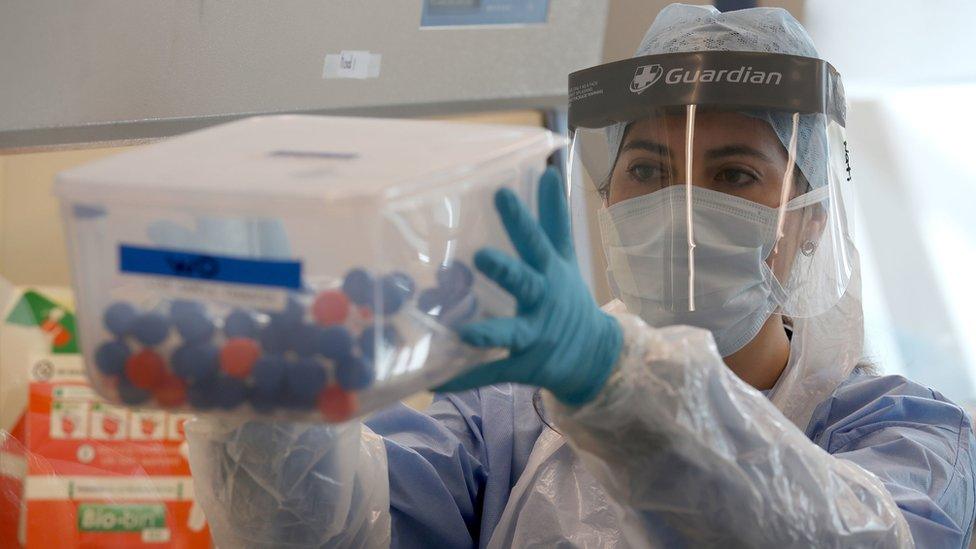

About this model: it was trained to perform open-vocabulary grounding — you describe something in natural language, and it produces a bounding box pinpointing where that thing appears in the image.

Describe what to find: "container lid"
[55,115,563,204]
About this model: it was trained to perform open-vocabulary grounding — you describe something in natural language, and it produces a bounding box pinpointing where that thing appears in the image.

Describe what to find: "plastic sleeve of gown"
[543,311,916,547]
[185,419,391,548]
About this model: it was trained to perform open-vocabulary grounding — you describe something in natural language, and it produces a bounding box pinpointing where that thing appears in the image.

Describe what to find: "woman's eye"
[715,168,760,187]
[627,163,665,183]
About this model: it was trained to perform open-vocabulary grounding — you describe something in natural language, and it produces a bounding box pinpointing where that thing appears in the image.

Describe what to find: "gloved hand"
[436,167,622,405]
[185,418,390,548]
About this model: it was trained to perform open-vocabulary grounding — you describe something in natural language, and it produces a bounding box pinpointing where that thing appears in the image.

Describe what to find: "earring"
[801,240,817,256]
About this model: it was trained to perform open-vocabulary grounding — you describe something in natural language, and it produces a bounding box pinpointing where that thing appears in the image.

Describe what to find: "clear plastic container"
[55,115,565,422]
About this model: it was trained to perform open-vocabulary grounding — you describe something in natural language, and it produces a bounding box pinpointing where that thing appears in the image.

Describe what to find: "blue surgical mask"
[598,185,795,357]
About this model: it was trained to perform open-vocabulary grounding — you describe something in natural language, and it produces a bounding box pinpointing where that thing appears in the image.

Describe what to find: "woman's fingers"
[473,248,545,308]
[458,316,532,350]
[495,187,553,271]
[537,167,575,261]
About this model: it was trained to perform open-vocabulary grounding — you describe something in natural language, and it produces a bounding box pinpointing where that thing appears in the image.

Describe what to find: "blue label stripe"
[119,245,302,290]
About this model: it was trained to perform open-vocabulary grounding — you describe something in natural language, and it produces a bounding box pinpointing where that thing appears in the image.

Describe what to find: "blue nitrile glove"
[436,168,623,406]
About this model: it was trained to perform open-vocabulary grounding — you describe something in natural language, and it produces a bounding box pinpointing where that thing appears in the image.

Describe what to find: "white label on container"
[323,50,382,79]
[133,275,287,312]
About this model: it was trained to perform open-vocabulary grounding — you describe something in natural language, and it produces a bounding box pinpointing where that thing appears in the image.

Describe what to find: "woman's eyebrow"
[621,139,671,157]
[705,145,773,162]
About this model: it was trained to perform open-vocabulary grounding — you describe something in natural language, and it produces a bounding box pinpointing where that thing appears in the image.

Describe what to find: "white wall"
[0,147,128,286]
[805,0,976,90]
[803,0,976,403]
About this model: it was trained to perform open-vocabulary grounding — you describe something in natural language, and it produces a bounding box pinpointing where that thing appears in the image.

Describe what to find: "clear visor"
[571,104,855,326]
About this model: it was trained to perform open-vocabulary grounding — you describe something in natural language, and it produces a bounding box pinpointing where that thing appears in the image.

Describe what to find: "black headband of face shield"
[568,51,846,131]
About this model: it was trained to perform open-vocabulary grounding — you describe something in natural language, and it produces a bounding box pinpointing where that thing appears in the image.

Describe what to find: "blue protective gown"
[365,372,976,548]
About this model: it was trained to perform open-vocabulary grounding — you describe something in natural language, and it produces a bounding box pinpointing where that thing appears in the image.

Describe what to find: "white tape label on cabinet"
[323,50,382,79]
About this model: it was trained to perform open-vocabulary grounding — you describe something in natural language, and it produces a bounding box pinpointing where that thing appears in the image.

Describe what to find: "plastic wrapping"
[54,115,563,422]
[488,306,912,547]
[185,419,390,548]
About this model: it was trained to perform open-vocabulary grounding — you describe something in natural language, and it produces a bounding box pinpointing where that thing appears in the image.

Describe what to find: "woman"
[189,5,976,547]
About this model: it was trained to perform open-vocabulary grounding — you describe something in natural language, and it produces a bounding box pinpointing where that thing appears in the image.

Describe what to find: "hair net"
[605,4,831,189]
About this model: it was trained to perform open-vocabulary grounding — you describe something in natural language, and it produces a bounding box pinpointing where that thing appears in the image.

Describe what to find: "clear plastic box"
[55,115,564,422]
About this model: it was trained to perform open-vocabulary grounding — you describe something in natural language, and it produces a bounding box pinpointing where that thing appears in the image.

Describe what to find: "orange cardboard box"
[25,356,210,547]
[3,288,210,547]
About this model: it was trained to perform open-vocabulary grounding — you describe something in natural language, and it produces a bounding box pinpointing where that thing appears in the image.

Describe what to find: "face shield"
[569,51,854,357]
